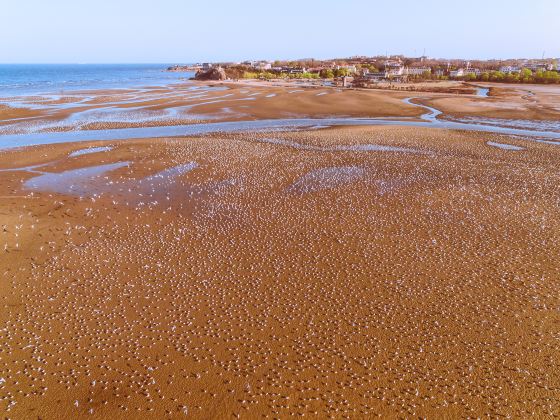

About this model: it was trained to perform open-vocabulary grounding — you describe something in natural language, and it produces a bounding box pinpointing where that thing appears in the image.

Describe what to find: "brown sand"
[1,125,559,418]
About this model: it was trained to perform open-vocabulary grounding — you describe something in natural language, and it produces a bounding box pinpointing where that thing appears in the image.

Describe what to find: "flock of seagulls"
[0,124,559,418]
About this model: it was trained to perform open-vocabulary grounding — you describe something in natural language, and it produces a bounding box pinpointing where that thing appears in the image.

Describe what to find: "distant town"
[169,55,560,86]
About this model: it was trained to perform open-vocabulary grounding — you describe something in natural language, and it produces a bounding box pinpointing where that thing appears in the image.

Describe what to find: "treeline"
[457,69,560,84]
[241,71,320,80]
[319,68,353,78]
[239,68,355,80]
[221,66,319,80]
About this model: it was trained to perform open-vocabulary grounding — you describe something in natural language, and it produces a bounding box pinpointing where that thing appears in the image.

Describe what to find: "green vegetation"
[320,69,334,79]
[240,71,320,80]
[459,68,559,84]
[224,61,559,84]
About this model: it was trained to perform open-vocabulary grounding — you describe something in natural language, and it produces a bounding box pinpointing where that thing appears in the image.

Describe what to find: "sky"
[1,0,559,63]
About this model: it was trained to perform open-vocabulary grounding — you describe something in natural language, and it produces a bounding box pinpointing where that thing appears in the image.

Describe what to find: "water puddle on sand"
[141,162,198,183]
[69,146,113,157]
[22,161,199,201]
[476,88,490,97]
[288,166,365,194]
[486,141,525,151]
[128,162,200,205]
[23,162,130,196]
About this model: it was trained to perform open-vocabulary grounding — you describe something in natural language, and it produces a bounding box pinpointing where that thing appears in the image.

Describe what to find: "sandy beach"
[1,80,560,418]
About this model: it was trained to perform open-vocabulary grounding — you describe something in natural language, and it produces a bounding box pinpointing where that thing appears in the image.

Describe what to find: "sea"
[0,64,195,96]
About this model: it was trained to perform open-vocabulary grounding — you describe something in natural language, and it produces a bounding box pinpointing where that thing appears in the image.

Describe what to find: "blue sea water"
[0,64,195,96]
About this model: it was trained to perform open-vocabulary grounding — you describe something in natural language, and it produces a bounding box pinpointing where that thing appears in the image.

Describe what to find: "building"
[405,67,431,76]
[450,68,481,78]
[336,65,357,74]
[385,59,404,76]
[464,68,481,76]
[360,72,387,82]
[281,67,307,74]
[499,66,521,74]
[386,66,405,77]
[523,62,551,72]
[254,61,272,71]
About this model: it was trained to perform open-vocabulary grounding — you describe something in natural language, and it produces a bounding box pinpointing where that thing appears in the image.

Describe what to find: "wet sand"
[423,83,560,122]
[1,124,560,418]
[3,81,559,142]
[0,83,423,136]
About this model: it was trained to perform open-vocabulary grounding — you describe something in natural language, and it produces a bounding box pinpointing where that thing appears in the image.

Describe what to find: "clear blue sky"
[1,0,558,63]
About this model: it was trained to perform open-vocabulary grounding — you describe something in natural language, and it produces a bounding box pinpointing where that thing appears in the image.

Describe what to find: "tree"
[520,68,532,78]
[489,71,505,82]
[320,69,335,79]
[334,68,349,78]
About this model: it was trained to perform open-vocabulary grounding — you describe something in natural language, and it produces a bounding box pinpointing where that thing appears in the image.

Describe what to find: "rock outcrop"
[193,67,227,81]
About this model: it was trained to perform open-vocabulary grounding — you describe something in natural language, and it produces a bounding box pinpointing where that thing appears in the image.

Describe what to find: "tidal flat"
[1,81,560,418]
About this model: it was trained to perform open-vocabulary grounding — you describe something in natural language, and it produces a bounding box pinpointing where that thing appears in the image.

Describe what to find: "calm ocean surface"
[0,64,195,96]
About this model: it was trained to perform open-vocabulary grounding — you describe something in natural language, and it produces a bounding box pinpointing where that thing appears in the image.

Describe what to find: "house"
[336,65,357,74]
[464,68,482,76]
[385,60,404,76]
[450,68,481,78]
[406,67,431,76]
[451,69,466,78]
[281,67,307,74]
[255,61,272,71]
[386,66,405,77]
[499,66,521,73]
[523,62,551,72]
[361,72,387,82]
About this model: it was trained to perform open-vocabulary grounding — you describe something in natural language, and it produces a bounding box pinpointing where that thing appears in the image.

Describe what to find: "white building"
[405,67,431,76]
[255,61,272,71]
[450,68,481,78]
[499,66,521,73]
[336,65,357,74]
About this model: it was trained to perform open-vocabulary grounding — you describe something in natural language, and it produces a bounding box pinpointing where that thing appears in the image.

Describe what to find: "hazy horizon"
[1,0,559,64]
